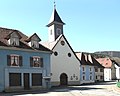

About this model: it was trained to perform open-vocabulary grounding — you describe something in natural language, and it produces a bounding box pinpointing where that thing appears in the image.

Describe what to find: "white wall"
[104,68,111,81]
[51,36,80,86]
[115,64,120,79]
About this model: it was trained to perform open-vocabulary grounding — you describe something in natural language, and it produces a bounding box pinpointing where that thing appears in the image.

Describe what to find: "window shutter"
[30,57,33,67]
[7,55,11,66]
[19,56,23,66]
[40,58,43,67]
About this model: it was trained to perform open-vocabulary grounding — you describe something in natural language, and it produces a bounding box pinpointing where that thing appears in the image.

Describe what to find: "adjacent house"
[96,57,116,81]
[92,57,104,82]
[0,27,52,92]
[111,57,120,80]
[41,7,80,86]
[76,52,95,84]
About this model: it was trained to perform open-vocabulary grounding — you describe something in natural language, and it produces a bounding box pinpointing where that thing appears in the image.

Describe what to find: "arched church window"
[56,28,61,36]
[50,30,52,35]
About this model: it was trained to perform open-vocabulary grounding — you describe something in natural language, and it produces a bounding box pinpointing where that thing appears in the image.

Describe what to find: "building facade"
[91,57,104,82]
[96,57,116,81]
[111,57,120,80]
[41,7,80,86]
[0,28,51,92]
[76,53,95,84]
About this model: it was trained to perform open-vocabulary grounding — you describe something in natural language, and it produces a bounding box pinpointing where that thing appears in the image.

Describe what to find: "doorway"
[24,73,30,89]
[60,73,68,85]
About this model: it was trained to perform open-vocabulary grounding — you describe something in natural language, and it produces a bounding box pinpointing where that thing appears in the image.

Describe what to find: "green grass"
[117,82,120,88]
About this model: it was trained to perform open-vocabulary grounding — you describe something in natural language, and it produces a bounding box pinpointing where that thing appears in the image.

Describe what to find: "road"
[1,81,120,96]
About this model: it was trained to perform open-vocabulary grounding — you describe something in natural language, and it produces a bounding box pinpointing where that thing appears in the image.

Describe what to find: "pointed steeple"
[47,6,65,27]
[47,3,65,42]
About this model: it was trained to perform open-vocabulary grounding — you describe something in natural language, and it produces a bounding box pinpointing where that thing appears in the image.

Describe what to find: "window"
[82,67,85,72]
[90,67,92,71]
[68,53,71,57]
[31,40,39,48]
[9,37,19,46]
[50,30,52,35]
[11,55,19,66]
[6,32,21,46]
[90,72,92,74]
[8,32,20,46]
[56,28,61,36]
[95,67,98,72]
[96,76,98,79]
[83,72,85,74]
[32,73,42,86]
[30,56,43,67]
[7,55,22,67]
[90,76,92,80]
[9,73,21,86]
[54,51,58,56]
[100,68,103,72]
[83,76,85,80]
[61,41,65,46]
[27,33,41,49]
[100,76,103,79]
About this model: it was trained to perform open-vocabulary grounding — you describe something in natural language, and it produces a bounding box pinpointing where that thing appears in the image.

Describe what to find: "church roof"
[47,8,65,27]
[41,34,80,64]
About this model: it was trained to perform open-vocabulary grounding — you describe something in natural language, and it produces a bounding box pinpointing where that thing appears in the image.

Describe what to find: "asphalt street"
[1,81,120,96]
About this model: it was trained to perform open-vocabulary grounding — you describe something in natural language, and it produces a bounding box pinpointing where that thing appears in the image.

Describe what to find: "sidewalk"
[113,84,120,93]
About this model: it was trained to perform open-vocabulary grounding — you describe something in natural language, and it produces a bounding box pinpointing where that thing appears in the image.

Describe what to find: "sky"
[0,0,120,53]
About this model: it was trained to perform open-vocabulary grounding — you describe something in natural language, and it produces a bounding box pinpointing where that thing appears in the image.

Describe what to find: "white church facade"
[41,6,81,86]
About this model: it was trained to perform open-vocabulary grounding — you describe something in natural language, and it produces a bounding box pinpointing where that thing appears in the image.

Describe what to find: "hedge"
[117,82,120,88]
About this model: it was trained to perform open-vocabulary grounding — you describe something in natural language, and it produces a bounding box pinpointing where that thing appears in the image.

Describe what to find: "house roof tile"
[0,27,51,52]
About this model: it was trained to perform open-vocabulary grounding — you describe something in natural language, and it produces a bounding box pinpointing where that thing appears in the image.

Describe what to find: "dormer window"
[26,33,41,49]
[31,40,39,48]
[5,31,21,46]
[9,37,19,46]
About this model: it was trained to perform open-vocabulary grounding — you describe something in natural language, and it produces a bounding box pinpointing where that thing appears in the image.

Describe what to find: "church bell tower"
[46,4,65,42]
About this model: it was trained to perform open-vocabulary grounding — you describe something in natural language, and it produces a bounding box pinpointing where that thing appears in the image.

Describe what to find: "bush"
[117,82,120,88]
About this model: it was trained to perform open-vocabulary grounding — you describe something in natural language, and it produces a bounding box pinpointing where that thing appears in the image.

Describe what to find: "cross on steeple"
[54,0,56,9]
[47,1,65,42]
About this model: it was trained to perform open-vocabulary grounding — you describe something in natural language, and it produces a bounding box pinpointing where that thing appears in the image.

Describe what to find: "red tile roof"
[96,58,112,68]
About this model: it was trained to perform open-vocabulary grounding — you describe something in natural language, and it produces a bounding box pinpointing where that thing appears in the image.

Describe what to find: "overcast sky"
[0,0,120,53]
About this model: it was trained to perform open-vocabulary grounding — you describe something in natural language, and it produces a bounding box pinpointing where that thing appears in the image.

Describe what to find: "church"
[41,6,81,86]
